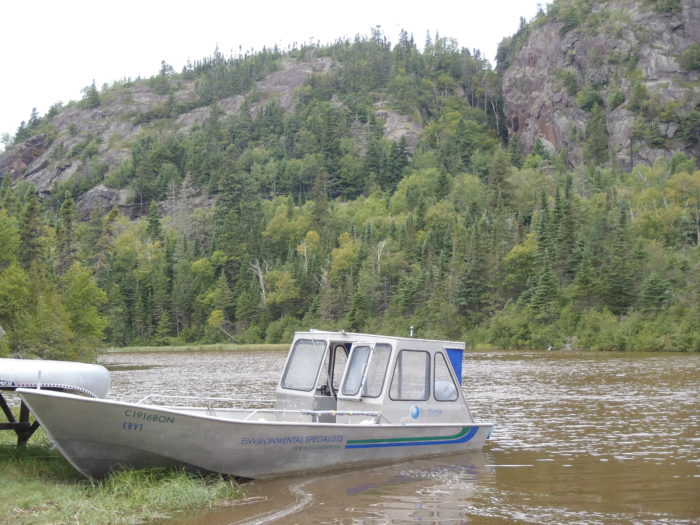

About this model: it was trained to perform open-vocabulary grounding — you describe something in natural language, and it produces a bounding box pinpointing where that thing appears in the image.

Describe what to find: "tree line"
[1,26,699,359]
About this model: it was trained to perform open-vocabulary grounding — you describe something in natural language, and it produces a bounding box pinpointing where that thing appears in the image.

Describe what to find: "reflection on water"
[98,350,700,524]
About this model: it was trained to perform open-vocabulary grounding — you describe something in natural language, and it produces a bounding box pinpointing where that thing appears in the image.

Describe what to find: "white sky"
[1,0,542,147]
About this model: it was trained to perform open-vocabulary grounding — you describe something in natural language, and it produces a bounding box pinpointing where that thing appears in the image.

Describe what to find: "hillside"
[500,0,700,168]
[0,3,698,358]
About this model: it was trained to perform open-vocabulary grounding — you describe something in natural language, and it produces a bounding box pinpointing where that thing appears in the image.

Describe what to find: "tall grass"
[0,428,243,524]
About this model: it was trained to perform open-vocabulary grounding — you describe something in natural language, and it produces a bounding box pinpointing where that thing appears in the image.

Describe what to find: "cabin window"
[341,345,371,396]
[434,353,459,401]
[362,344,391,397]
[331,345,349,392]
[281,339,327,391]
[389,350,430,401]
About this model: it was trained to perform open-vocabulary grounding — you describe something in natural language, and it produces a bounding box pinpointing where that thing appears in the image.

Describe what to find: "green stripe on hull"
[346,426,470,446]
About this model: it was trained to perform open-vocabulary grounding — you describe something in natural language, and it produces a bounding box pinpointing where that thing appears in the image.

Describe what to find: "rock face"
[502,0,700,168]
[0,55,420,207]
[76,184,133,220]
[0,58,332,203]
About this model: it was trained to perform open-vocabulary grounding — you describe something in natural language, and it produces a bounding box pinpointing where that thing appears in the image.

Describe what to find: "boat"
[18,330,493,479]
[1,357,111,446]
[0,358,111,398]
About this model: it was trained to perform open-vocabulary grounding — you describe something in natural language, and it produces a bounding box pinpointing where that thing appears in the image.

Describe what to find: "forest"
[1,16,699,360]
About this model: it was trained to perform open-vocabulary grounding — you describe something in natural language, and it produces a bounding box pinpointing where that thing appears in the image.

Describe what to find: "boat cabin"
[275,330,473,425]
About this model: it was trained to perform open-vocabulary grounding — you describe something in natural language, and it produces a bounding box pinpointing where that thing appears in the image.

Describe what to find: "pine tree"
[535,192,554,263]
[455,222,489,317]
[508,134,522,168]
[213,271,235,318]
[0,209,19,269]
[386,136,409,192]
[639,273,671,313]
[81,80,101,109]
[584,103,609,165]
[18,190,45,270]
[0,173,19,214]
[56,192,78,275]
[487,148,512,208]
[347,291,368,331]
[456,119,474,171]
[529,249,559,314]
[556,175,577,281]
[310,171,330,240]
[602,202,636,315]
[146,201,163,242]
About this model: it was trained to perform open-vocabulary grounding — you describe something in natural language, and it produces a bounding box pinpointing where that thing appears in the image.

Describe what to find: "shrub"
[607,90,626,110]
[576,87,604,111]
[679,43,700,71]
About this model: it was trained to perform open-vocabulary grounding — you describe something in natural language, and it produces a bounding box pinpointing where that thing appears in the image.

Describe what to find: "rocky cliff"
[0,58,336,208]
[0,55,423,215]
[502,0,700,168]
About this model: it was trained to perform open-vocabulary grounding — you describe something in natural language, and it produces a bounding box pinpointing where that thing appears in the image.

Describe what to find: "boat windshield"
[280,339,327,391]
[341,345,371,396]
[341,343,391,397]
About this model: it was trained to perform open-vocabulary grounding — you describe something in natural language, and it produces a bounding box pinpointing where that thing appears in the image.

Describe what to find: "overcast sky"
[1,0,542,148]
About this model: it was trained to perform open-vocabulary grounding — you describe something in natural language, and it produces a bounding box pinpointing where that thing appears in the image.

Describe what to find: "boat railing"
[302,409,382,424]
[134,395,386,424]
[136,394,275,408]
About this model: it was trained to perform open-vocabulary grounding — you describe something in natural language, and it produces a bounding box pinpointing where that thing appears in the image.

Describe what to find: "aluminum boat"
[18,330,493,479]
[0,358,110,397]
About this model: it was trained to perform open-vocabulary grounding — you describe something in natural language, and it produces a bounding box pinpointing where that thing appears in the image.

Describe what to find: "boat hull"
[18,389,492,479]
[0,358,110,397]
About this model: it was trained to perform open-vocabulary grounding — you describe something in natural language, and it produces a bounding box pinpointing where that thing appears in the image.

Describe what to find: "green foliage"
[679,42,700,71]
[555,69,578,97]
[576,87,604,111]
[558,4,584,34]
[0,210,19,268]
[1,28,698,353]
[80,80,101,109]
[627,82,650,115]
[678,111,700,147]
[646,0,682,13]
[606,90,626,110]
[583,103,609,165]
[0,433,243,524]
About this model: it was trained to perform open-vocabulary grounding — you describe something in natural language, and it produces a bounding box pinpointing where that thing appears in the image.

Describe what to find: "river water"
[98,349,700,524]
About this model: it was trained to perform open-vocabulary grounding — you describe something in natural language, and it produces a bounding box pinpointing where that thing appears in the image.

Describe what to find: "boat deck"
[146,404,383,424]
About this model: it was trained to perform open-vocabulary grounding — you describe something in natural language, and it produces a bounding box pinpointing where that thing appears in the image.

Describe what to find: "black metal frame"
[0,390,40,447]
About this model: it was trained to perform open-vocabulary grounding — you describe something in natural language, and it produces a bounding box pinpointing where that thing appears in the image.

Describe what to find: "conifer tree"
[455,221,489,317]
[529,249,559,314]
[310,171,330,241]
[146,201,163,242]
[508,134,522,168]
[18,190,45,270]
[0,174,19,214]
[584,103,609,165]
[639,273,671,313]
[0,210,19,269]
[602,202,636,315]
[56,192,78,275]
[81,80,101,109]
[487,148,512,208]
[347,291,368,331]
[387,136,409,192]
[456,119,475,171]
[556,175,577,281]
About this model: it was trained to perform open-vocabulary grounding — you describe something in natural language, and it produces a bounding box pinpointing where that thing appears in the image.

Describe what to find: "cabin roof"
[297,330,465,349]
